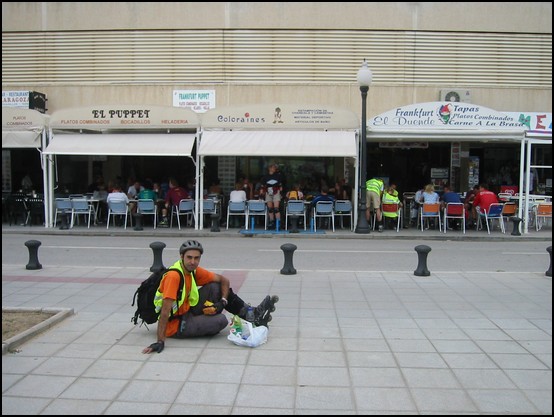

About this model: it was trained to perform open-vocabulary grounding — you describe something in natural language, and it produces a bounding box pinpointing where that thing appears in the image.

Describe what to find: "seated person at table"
[382,185,402,229]
[464,185,480,227]
[286,184,304,201]
[440,185,463,230]
[310,184,335,228]
[138,180,157,201]
[160,177,191,227]
[228,182,247,228]
[106,183,129,205]
[472,183,499,224]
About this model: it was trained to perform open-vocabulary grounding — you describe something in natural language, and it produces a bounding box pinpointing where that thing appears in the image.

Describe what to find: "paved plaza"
[2,225,552,414]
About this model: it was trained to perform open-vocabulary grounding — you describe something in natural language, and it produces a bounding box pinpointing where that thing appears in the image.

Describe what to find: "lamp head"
[357,59,373,87]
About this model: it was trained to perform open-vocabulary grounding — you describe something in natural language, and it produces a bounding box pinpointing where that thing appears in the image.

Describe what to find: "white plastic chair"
[137,199,158,228]
[54,198,72,227]
[285,200,307,230]
[313,200,335,232]
[106,199,131,229]
[246,200,267,230]
[226,200,248,229]
[70,198,93,228]
[172,198,195,229]
[420,203,441,231]
[476,203,505,234]
[443,202,465,234]
[334,200,353,231]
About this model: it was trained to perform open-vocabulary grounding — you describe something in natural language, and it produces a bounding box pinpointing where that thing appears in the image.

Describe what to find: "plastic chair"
[501,202,517,229]
[54,198,72,226]
[137,199,158,228]
[246,200,267,230]
[106,199,131,229]
[477,203,505,234]
[420,202,441,231]
[70,198,93,228]
[172,198,195,229]
[313,200,335,232]
[534,202,552,231]
[226,200,248,229]
[334,200,353,231]
[381,202,401,232]
[285,200,307,230]
[443,202,465,234]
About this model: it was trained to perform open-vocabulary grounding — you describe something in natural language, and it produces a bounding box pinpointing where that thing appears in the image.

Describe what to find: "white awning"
[368,129,525,142]
[43,133,196,156]
[198,130,357,157]
[2,131,42,148]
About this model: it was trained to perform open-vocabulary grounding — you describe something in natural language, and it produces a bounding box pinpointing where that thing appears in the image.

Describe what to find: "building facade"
[2,2,552,217]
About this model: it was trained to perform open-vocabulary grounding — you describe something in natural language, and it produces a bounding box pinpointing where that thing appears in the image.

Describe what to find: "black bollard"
[133,213,143,231]
[546,246,552,277]
[510,217,522,236]
[149,241,166,272]
[210,213,220,232]
[25,240,42,270]
[290,215,300,233]
[414,244,431,276]
[280,243,297,275]
[59,211,70,230]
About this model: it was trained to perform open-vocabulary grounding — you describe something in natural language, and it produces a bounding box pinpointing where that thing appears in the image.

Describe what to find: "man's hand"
[142,341,164,354]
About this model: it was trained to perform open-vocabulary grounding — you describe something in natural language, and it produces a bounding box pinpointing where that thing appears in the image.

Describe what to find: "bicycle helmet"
[179,240,204,255]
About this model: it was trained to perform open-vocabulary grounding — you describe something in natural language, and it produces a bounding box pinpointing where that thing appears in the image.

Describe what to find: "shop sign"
[173,90,216,113]
[370,102,523,130]
[504,112,552,134]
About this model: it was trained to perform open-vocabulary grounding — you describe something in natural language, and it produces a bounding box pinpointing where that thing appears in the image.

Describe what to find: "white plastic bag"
[227,315,268,348]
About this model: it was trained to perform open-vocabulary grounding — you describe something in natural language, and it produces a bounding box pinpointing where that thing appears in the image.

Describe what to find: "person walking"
[261,163,285,229]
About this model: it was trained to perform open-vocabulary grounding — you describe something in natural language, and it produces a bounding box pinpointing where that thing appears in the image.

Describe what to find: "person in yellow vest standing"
[366,177,385,232]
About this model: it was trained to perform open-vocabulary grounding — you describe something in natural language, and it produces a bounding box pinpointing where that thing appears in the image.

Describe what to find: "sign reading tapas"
[370,102,523,130]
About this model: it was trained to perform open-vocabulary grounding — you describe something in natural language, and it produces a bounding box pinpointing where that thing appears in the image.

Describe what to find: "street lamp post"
[355,59,373,234]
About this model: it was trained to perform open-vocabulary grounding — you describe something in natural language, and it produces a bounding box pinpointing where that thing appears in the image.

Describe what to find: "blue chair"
[334,200,353,231]
[172,198,195,229]
[226,200,248,229]
[54,198,72,227]
[106,199,131,229]
[477,203,505,234]
[247,200,267,230]
[137,199,158,228]
[70,198,93,228]
[285,200,307,230]
[313,200,335,232]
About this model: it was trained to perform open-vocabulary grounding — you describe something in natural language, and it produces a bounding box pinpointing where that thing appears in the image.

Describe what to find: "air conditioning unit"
[440,89,471,103]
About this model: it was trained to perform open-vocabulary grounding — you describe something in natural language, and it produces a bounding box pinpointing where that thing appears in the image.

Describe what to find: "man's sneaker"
[158,218,169,227]
[253,295,279,327]
[378,225,384,232]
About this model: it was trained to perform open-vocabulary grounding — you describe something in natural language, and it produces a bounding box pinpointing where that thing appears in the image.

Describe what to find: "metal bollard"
[510,217,522,236]
[290,215,300,233]
[133,213,143,231]
[414,245,431,276]
[546,246,552,277]
[280,243,297,275]
[210,213,220,232]
[59,211,70,230]
[149,241,166,272]
[25,240,42,270]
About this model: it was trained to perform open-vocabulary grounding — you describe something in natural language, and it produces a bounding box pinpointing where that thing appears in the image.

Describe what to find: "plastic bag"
[227,315,268,348]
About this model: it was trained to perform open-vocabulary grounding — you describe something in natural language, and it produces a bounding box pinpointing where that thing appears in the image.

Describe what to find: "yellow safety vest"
[154,260,199,317]
[366,178,384,195]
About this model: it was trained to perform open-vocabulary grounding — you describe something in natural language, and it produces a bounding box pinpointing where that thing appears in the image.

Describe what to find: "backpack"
[131,267,184,326]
